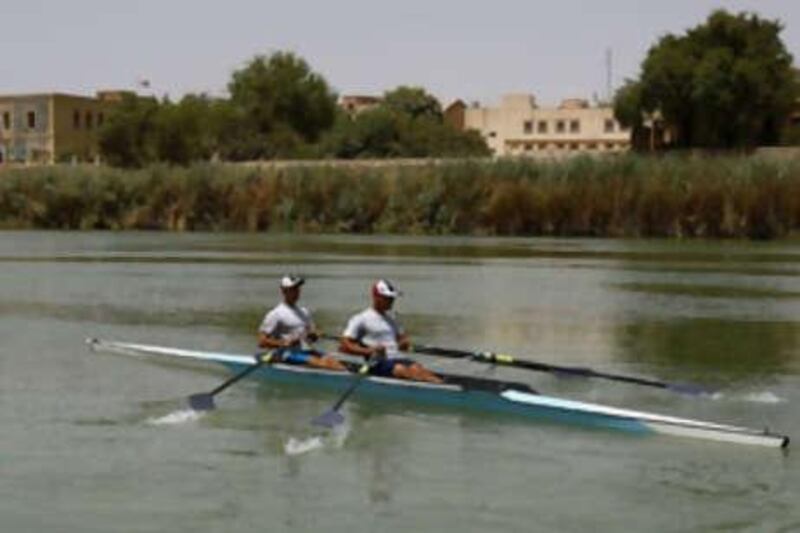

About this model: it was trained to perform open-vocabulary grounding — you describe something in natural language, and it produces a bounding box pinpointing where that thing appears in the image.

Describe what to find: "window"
[488,131,497,138]
[604,119,615,133]
[537,121,548,134]
[587,143,598,150]
[606,142,615,150]
[570,120,580,133]
[86,112,93,130]
[2,112,9,130]
[524,143,532,151]
[556,143,565,150]
[27,111,36,129]
[523,120,533,134]
[556,120,565,133]
[73,110,81,129]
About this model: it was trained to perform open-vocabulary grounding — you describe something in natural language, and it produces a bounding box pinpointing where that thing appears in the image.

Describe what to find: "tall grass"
[1,154,799,239]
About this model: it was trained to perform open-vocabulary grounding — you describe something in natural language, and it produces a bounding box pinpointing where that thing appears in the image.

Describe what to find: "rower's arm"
[340,336,382,359]
[258,332,292,350]
[305,326,321,343]
[397,333,410,352]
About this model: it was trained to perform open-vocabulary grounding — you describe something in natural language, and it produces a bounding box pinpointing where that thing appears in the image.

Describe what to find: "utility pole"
[606,48,613,103]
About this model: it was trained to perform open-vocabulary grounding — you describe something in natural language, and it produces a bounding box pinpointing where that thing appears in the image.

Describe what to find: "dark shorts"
[371,357,416,377]
[278,348,320,365]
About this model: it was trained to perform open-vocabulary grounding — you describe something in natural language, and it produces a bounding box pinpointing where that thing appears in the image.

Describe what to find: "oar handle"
[412,344,709,395]
[330,361,373,411]
[188,350,276,411]
[411,344,474,358]
[313,357,383,428]
[208,351,273,396]
[326,339,709,395]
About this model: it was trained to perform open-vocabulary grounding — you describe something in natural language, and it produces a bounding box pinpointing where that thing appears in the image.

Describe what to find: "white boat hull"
[87,338,790,449]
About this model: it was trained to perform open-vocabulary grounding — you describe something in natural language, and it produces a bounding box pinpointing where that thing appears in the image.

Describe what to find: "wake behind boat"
[86,338,790,449]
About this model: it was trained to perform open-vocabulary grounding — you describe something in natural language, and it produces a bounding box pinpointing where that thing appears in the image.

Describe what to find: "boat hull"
[87,339,789,449]
[227,361,652,435]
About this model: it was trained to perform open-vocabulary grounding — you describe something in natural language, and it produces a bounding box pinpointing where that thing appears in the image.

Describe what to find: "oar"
[412,344,710,395]
[311,361,374,428]
[188,351,275,411]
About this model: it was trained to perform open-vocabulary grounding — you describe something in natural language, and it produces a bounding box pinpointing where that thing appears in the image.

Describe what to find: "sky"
[1,0,799,107]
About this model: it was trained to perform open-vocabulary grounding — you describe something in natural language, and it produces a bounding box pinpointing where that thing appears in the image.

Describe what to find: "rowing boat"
[86,338,790,449]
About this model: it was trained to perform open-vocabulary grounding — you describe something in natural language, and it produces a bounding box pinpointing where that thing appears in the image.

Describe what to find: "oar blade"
[312,409,345,429]
[188,393,216,411]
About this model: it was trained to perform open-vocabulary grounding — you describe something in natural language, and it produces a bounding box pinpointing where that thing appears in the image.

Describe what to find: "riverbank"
[1,155,799,238]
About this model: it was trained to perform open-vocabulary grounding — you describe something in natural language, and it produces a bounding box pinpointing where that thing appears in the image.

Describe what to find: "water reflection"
[613,282,800,300]
[4,232,800,533]
[605,240,800,385]
[4,232,800,389]
[0,299,262,335]
[613,319,800,383]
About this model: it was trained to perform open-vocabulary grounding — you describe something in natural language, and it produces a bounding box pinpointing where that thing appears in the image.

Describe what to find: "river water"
[1,232,798,532]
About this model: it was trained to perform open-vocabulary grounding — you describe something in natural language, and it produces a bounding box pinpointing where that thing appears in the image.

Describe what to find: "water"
[1,231,798,532]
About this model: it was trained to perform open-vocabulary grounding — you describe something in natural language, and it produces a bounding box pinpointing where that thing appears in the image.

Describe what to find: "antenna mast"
[605,48,613,103]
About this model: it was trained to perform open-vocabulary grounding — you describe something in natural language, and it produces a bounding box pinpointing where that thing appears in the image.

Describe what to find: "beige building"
[0,92,118,165]
[448,93,631,158]
[339,95,381,116]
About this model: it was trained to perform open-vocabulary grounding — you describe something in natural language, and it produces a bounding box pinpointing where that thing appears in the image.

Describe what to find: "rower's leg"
[393,364,443,384]
[412,364,444,384]
[307,355,347,371]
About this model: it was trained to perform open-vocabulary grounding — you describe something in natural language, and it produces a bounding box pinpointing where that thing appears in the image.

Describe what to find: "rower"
[339,279,443,384]
[258,275,346,371]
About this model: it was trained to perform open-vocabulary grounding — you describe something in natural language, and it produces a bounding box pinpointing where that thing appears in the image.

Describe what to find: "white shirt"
[259,302,314,342]
[342,307,404,356]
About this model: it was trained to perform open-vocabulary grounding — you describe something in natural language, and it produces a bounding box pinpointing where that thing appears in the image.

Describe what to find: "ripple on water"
[146,409,205,426]
[284,424,351,456]
[710,391,785,404]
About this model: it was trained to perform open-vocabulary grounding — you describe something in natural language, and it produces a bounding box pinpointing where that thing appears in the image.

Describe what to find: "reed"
[1,154,799,239]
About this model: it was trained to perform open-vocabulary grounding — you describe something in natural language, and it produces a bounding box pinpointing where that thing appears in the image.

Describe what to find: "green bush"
[2,154,800,239]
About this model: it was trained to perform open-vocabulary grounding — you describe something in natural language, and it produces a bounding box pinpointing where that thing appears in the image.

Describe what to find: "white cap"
[280,275,305,289]
[372,279,401,298]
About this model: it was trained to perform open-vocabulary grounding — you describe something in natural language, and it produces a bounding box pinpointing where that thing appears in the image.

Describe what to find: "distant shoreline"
[1,154,799,239]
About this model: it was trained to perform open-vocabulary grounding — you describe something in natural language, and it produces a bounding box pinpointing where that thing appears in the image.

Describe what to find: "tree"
[99,94,160,167]
[100,94,223,167]
[613,80,644,129]
[321,86,490,159]
[155,95,219,165]
[382,86,443,120]
[614,10,798,149]
[226,52,338,158]
[406,118,490,157]
[320,108,405,158]
[99,53,489,165]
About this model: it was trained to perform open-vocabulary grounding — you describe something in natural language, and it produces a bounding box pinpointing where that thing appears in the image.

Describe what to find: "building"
[444,99,466,130]
[447,93,631,158]
[0,92,120,165]
[339,95,381,116]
